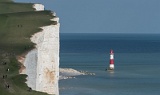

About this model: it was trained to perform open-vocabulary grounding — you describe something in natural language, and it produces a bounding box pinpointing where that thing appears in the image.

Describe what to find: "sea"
[60,33,160,95]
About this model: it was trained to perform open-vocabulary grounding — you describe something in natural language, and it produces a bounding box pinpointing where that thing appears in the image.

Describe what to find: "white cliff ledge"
[33,4,44,11]
[18,3,59,95]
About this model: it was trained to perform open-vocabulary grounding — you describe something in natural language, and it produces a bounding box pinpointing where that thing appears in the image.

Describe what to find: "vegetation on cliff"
[0,0,56,95]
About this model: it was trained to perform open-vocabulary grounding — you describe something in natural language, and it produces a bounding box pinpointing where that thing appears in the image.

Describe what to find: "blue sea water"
[60,33,160,95]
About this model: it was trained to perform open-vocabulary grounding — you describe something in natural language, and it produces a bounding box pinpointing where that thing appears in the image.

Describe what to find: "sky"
[15,0,160,33]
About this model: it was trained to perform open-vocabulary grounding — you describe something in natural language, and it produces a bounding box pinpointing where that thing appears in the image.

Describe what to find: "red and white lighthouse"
[109,49,114,70]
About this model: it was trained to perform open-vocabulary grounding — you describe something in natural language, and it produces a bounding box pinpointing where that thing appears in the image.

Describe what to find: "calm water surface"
[60,33,160,95]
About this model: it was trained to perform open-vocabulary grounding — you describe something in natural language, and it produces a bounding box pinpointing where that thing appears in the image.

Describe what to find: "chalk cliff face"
[23,49,37,90]
[33,4,44,11]
[31,19,59,94]
[19,4,59,95]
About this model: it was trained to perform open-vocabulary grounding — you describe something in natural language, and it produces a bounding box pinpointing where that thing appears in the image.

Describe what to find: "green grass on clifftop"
[0,1,57,95]
[0,0,13,2]
[0,11,55,54]
[0,2,34,14]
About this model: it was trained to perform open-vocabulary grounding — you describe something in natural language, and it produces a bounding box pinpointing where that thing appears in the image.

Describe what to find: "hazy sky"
[15,0,160,33]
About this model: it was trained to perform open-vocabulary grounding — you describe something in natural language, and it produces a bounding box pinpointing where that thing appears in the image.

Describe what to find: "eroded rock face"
[31,23,59,95]
[18,4,60,95]
[24,49,37,90]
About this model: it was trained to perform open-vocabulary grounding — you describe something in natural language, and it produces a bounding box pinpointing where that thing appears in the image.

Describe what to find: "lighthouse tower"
[109,49,114,70]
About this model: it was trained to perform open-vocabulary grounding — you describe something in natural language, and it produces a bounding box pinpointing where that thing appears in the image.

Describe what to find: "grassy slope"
[0,0,13,2]
[0,1,56,95]
[0,2,34,14]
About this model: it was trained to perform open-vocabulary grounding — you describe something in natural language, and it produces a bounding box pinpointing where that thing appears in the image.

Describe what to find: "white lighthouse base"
[106,64,114,71]
[109,64,114,70]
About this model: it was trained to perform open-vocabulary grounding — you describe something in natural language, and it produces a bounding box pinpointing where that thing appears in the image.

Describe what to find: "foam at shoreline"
[59,68,84,80]
[59,68,95,80]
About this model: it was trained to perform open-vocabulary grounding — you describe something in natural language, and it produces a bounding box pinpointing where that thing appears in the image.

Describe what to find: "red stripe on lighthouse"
[109,49,114,64]
[110,59,114,64]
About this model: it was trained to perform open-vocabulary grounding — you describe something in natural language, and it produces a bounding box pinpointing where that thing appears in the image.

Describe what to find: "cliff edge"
[19,4,59,95]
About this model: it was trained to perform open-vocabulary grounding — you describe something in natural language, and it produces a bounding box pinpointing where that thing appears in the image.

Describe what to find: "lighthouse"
[106,49,114,71]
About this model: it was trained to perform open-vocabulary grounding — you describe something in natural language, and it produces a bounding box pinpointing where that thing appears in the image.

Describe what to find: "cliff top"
[0,0,13,2]
[0,2,34,13]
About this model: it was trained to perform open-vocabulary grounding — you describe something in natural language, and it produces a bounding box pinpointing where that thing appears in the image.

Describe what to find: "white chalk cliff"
[31,20,59,95]
[33,4,44,11]
[19,4,59,95]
